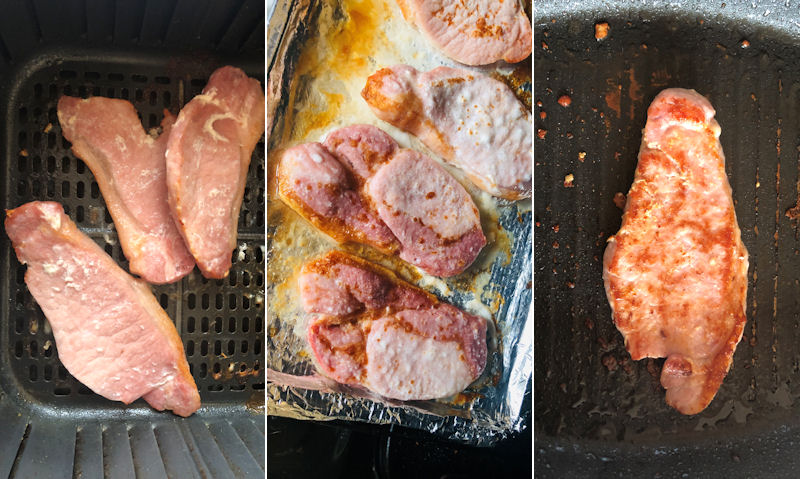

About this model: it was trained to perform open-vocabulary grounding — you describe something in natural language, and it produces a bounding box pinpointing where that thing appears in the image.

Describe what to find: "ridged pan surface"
[536,0,800,475]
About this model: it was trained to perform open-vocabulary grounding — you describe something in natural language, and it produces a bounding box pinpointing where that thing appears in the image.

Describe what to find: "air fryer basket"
[0,1,264,477]
[536,0,800,476]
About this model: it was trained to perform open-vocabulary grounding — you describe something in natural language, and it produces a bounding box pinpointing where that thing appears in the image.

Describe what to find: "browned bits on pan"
[786,202,800,220]
[578,151,586,162]
[537,129,547,139]
[621,358,633,375]
[602,353,618,371]
[613,192,626,210]
[595,22,609,40]
[563,173,574,188]
[584,317,594,330]
[552,224,560,233]
[741,39,750,48]
[552,241,559,249]
[646,359,660,379]
[558,95,572,107]
[19,149,28,157]
[539,111,546,119]
[542,41,549,50]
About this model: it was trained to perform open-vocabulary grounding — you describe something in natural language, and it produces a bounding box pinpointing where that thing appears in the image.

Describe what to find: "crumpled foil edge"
[266,0,532,447]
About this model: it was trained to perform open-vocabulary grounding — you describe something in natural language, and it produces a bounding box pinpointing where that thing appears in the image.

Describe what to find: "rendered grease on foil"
[267,0,531,445]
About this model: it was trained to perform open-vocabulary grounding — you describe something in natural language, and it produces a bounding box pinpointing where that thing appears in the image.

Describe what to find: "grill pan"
[0,1,265,477]
[535,0,800,476]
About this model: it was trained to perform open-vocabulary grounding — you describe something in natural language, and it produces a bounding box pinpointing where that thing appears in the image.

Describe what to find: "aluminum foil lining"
[266,0,532,446]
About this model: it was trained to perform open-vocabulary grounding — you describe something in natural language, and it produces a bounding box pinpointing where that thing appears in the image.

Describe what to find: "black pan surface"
[535,0,800,476]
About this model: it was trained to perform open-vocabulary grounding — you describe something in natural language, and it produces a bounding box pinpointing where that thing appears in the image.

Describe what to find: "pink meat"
[362,65,532,200]
[278,142,399,251]
[367,149,486,275]
[396,0,532,65]
[5,202,200,416]
[603,89,749,415]
[279,124,485,277]
[166,66,265,279]
[300,250,487,400]
[57,96,195,284]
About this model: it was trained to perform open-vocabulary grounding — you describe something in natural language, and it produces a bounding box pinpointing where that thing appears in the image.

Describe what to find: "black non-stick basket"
[0,1,265,477]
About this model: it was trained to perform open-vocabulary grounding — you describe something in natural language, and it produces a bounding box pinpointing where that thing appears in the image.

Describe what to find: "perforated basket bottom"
[1,47,265,416]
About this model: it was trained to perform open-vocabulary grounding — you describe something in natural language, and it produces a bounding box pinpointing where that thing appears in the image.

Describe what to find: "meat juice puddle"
[268,0,530,405]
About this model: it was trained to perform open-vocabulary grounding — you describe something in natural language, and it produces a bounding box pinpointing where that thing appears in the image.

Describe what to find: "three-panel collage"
[2,0,790,477]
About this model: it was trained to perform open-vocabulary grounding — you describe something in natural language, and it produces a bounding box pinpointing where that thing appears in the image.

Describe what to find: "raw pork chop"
[57,96,195,284]
[278,124,485,277]
[5,202,200,416]
[396,0,531,65]
[166,66,265,279]
[362,65,531,200]
[299,250,487,400]
[603,88,749,415]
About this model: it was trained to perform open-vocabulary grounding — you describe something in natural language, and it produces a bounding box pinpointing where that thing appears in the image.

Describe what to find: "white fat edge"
[464,297,492,321]
[416,273,452,298]
[41,207,62,230]
[203,112,237,143]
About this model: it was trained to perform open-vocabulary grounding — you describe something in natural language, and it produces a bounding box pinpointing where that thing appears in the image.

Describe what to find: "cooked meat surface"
[166,66,265,279]
[362,65,531,200]
[299,250,487,400]
[603,88,749,415]
[57,96,195,284]
[279,124,485,277]
[5,202,200,416]
[396,0,531,65]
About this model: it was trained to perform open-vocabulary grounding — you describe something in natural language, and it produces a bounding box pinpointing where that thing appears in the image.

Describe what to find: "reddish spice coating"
[602,88,748,415]
[300,250,487,400]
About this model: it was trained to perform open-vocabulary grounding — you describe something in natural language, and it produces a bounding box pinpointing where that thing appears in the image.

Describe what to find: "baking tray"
[535,0,800,476]
[267,0,532,446]
[0,1,265,477]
